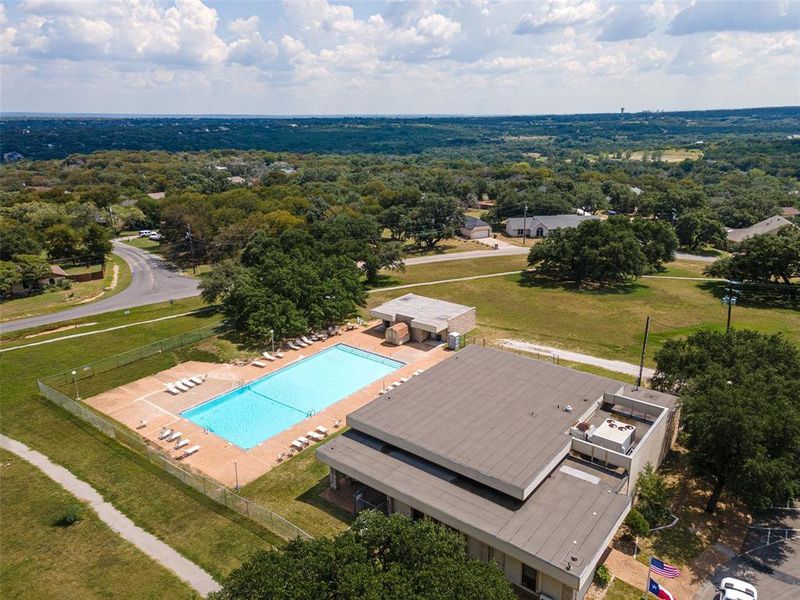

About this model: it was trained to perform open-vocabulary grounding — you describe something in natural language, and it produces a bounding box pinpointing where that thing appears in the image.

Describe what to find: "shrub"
[594,565,612,587]
[54,503,85,527]
[635,464,671,526]
[624,508,650,536]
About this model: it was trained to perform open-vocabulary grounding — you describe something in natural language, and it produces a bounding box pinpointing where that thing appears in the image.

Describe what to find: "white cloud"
[514,0,601,35]
[668,0,800,36]
[227,16,278,66]
[416,14,461,41]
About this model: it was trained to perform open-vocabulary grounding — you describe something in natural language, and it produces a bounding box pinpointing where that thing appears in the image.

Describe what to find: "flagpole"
[644,556,651,599]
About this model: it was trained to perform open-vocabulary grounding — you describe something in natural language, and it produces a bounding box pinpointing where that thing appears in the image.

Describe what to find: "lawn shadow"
[517,271,646,295]
[296,475,356,530]
[363,273,402,290]
[697,281,800,311]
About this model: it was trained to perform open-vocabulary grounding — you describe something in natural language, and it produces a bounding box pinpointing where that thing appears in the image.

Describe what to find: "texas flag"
[648,579,676,600]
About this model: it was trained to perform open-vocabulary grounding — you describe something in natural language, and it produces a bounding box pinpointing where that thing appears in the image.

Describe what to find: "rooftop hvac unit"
[589,418,636,454]
[569,421,595,440]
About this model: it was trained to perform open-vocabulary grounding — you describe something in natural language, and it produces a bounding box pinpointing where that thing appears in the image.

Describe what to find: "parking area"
[694,506,800,599]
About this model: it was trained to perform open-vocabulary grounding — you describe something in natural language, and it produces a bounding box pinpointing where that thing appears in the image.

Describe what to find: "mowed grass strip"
[368,274,800,365]
[370,254,529,288]
[0,449,197,600]
[1,308,280,579]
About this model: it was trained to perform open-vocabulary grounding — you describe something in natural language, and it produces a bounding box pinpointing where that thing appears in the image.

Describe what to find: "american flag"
[650,557,681,578]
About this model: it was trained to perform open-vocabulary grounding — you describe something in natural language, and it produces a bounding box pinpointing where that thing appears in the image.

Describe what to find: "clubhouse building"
[317,346,678,600]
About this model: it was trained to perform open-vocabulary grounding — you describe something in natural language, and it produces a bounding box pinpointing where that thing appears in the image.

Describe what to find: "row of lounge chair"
[277,422,340,462]
[254,332,331,366]
[165,375,207,395]
[157,427,200,459]
[384,369,425,392]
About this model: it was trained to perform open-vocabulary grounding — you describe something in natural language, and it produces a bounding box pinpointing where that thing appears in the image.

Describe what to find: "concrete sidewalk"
[0,434,221,597]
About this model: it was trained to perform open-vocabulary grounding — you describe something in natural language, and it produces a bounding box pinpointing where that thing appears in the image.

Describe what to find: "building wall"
[410,327,429,343]
[628,406,680,493]
[460,226,491,239]
[446,308,476,336]
[539,572,567,599]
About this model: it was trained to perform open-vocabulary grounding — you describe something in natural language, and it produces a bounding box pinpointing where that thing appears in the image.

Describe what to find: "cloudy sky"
[1,0,798,115]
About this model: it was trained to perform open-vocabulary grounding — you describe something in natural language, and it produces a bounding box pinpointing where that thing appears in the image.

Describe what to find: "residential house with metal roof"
[505,214,598,238]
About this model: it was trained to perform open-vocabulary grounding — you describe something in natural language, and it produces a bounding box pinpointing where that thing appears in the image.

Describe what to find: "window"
[516,229,524,236]
[521,564,538,591]
[536,227,544,237]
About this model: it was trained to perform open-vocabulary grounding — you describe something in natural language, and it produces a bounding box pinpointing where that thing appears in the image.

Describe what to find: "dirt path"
[0,434,221,597]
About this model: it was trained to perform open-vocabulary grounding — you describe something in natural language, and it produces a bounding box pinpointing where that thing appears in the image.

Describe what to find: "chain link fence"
[36,328,313,543]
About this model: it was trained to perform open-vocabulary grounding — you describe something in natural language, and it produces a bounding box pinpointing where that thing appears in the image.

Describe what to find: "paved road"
[0,434,221,596]
[1,241,200,334]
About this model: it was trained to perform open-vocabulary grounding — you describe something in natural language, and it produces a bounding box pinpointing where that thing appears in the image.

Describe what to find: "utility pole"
[522,203,528,246]
[722,280,739,334]
[185,224,197,274]
[636,316,651,390]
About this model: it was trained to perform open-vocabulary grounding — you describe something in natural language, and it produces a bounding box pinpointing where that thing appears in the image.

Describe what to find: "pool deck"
[84,323,451,487]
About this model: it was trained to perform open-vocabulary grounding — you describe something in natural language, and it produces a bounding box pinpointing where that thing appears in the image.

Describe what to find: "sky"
[1,0,798,115]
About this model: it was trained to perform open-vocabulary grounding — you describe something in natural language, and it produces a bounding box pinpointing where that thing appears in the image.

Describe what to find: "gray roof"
[317,430,630,588]
[463,215,490,229]
[506,214,598,231]
[369,293,474,333]
[726,215,795,243]
[347,345,624,500]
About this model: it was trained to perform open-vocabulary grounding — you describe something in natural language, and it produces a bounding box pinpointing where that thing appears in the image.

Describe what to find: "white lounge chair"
[158,428,172,440]
[262,352,277,361]
[296,436,310,446]
[180,378,195,388]
[174,381,190,392]
[400,377,409,383]
[189,376,203,385]
[307,431,324,442]
[175,439,190,450]
[179,445,200,459]
[137,420,148,429]
[252,360,267,368]
[301,336,314,345]
[291,440,305,451]
[166,383,180,395]
[315,426,329,436]
[167,431,182,442]
[333,419,342,428]
[287,340,301,351]
[295,338,308,348]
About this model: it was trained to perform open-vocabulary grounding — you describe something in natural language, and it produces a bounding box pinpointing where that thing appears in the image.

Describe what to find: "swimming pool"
[181,344,404,449]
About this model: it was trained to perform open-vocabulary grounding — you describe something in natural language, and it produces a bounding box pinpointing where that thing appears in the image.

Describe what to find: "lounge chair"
[189,376,203,385]
[315,426,329,436]
[174,381,190,392]
[297,436,310,446]
[400,377,409,383]
[307,431,324,442]
[333,419,342,428]
[180,378,195,388]
[158,428,172,440]
[291,440,305,451]
[166,383,180,395]
[252,360,267,368]
[137,419,148,429]
[287,340,301,351]
[167,431,182,442]
[175,439,189,450]
[179,445,200,459]
[301,336,314,345]
[262,352,277,361]
[295,338,308,348]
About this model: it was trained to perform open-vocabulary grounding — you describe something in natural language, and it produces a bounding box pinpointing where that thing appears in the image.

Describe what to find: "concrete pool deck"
[84,323,451,487]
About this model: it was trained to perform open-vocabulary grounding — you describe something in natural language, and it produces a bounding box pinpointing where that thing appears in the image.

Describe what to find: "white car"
[138,230,152,237]
[718,577,757,600]
[148,232,164,241]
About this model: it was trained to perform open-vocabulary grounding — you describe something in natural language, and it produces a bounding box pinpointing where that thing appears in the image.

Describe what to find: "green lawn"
[0,303,281,581]
[401,237,488,257]
[0,254,132,323]
[368,273,800,366]
[370,254,529,288]
[123,237,162,251]
[604,578,643,600]
[242,433,354,539]
[0,449,197,600]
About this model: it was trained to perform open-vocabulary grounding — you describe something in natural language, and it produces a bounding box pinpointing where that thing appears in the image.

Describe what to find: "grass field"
[0,254,132,323]
[0,302,281,587]
[0,449,197,600]
[371,254,529,288]
[603,578,642,600]
[123,237,162,251]
[368,273,800,366]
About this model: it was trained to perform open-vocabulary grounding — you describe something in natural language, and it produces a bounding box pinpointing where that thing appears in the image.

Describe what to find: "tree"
[705,228,800,284]
[82,223,112,257]
[651,329,800,513]
[634,464,671,526]
[408,195,463,248]
[626,218,678,272]
[0,260,21,297]
[0,217,41,261]
[44,223,81,259]
[527,219,648,285]
[675,211,727,251]
[602,181,638,214]
[362,241,404,283]
[201,230,366,340]
[13,254,51,283]
[209,511,516,600]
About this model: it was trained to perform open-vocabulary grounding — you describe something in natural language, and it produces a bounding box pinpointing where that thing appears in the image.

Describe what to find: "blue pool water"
[181,344,404,449]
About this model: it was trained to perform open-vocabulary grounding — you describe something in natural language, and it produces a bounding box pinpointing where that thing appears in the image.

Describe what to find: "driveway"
[1,241,200,334]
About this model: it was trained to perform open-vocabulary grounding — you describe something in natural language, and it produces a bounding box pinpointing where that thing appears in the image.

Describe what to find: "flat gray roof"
[347,345,624,500]
[317,430,630,587]
[369,293,474,333]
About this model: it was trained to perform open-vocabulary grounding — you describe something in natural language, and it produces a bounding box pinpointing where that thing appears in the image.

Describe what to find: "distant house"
[505,214,598,238]
[370,293,475,344]
[781,206,799,218]
[460,215,492,239]
[226,176,246,185]
[10,265,67,297]
[726,215,796,244]
[147,192,166,200]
